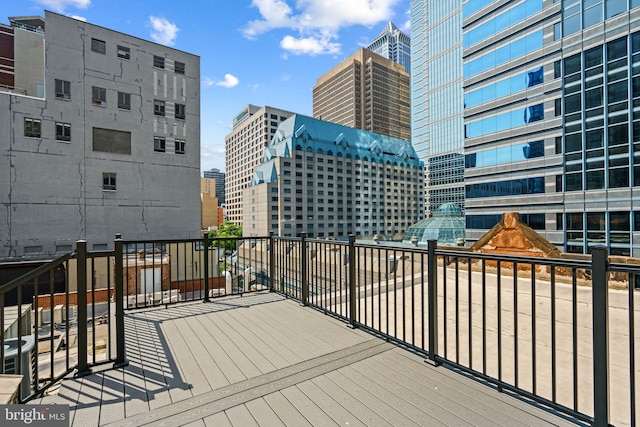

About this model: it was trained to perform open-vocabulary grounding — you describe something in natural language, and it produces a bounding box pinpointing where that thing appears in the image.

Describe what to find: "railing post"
[203,233,210,302]
[113,234,128,368]
[75,240,91,377]
[348,234,357,329]
[592,245,609,427]
[426,239,440,366]
[269,232,276,292]
[301,232,308,306]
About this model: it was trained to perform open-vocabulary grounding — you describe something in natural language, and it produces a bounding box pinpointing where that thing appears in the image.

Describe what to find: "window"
[102,173,116,190]
[175,103,185,119]
[175,139,185,154]
[174,61,185,74]
[554,98,562,116]
[154,136,166,152]
[56,122,71,141]
[154,100,165,116]
[117,45,130,60]
[55,79,70,99]
[91,38,106,54]
[24,118,41,137]
[92,86,106,105]
[117,92,131,110]
[153,55,165,68]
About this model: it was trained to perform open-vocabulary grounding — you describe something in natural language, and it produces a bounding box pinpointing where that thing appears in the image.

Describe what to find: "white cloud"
[35,0,90,12]
[243,0,400,56]
[280,35,340,56]
[248,83,259,92]
[149,16,179,46]
[69,15,87,22]
[216,74,239,88]
[203,74,240,89]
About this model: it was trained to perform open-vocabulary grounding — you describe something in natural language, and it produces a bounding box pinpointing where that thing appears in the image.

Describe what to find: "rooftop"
[33,293,577,426]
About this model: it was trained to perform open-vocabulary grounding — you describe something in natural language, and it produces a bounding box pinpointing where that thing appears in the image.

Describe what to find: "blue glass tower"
[461,0,640,256]
[410,1,465,217]
[367,21,412,74]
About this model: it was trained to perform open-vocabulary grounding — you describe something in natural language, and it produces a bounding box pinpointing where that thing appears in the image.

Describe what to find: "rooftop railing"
[1,232,636,426]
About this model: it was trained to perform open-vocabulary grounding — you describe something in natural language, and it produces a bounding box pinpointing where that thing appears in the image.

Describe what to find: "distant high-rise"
[410,2,464,217]
[313,49,411,141]
[225,105,295,225]
[202,168,225,204]
[366,21,411,74]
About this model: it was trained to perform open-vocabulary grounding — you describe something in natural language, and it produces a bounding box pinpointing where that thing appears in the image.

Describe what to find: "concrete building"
[312,49,411,141]
[410,2,465,217]
[0,12,201,260]
[201,178,223,230]
[243,115,424,239]
[202,168,225,205]
[460,0,640,256]
[225,105,294,226]
[366,21,411,73]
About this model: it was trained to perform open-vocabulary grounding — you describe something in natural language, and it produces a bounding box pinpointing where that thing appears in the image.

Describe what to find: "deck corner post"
[113,234,129,368]
[203,233,211,302]
[75,240,92,377]
[301,232,308,306]
[426,239,440,366]
[592,245,609,427]
[348,234,357,329]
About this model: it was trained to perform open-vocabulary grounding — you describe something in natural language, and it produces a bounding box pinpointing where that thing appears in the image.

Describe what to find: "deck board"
[244,398,286,427]
[40,293,582,427]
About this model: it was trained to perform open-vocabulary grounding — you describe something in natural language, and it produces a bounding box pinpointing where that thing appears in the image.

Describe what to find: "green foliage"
[207,221,242,255]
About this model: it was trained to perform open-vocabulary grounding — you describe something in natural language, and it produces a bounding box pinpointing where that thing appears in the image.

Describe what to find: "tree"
[207,221,242,255]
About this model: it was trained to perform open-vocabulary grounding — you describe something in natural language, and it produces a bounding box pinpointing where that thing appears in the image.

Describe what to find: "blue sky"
[4,0,411,173]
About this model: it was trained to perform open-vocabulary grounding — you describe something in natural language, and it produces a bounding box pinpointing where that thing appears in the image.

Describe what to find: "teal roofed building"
[243,115,425,239]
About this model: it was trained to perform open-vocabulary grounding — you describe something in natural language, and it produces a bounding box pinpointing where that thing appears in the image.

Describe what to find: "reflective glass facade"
[461,0,640,256]
[411,0,465,217]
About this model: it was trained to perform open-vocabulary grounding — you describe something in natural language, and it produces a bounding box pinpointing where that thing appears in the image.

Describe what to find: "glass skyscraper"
[410,1,465,217]
[411,1,640,255]
[366,21,412,74]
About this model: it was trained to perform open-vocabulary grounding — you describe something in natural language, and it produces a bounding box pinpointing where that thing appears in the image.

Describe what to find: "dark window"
[554,60,561,78]
[154,136,166,152]
[91,38,106,54]
[55,122,71,141]
[556,175,563,192]
[102,173,116,190]
[585,87,603,109]
[564,54,581,75]
[55,79,70,99]
[117,45,130,60]
[174,61,185,74]
[92,86,106,105]
[175,103,185,119]
[153,55,165,68]
[175,139,185,154]
[154,99,165,116]
[556,213,563,230]
[93,128,131,154]
[584,46,603,68]
[565,93,581,114]
[555,136,562,154]
[607,37,628,62]
[554,98,562,116]
[24,118,41,138]
[118,92,131,110]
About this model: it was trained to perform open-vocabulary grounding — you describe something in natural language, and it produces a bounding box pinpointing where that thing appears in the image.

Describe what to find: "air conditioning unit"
[3,335,36,401]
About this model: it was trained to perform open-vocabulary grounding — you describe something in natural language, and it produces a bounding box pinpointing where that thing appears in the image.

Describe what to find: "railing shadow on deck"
[2,232,639,426]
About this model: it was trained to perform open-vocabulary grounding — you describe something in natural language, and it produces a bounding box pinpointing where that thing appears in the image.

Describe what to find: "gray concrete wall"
[0,12,201,260]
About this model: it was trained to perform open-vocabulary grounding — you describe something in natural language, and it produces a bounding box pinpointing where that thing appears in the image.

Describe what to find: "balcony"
[2,234,637,426]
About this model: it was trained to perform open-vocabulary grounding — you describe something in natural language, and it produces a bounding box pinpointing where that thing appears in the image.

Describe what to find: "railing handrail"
[0,252,74,296]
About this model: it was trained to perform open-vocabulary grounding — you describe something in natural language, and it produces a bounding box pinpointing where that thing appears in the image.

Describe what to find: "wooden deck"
[34,292,581,426]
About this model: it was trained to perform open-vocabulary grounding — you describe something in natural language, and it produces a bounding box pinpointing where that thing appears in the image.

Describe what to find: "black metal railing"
[270,234,636,427]
[2,233,637,426]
